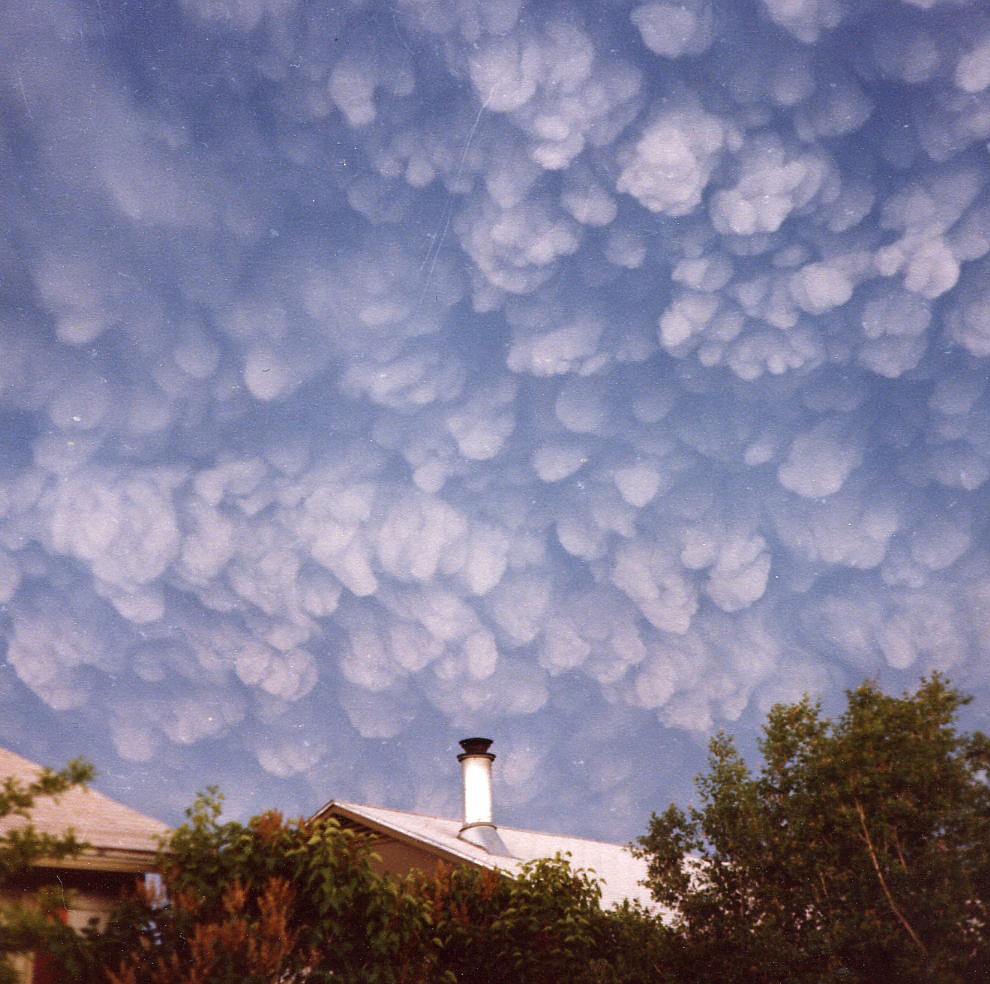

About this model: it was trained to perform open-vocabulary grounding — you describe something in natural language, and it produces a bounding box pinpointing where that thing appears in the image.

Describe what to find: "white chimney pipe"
[458,737,494,825]
[456,738,511,857]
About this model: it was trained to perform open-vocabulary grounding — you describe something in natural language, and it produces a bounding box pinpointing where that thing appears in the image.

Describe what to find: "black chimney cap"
[458,737,493,755]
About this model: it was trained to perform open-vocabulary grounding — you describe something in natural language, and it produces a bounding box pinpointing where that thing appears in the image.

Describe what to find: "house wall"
[4,865,143,927]
[365,835,453,879]
[2,867,148,984]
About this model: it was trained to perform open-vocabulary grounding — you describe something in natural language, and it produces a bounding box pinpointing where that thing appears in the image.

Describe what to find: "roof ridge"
[327,799,634,850]
[0,746,165,822]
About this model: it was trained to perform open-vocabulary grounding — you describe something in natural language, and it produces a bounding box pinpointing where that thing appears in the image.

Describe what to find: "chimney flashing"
[459,821,512,857]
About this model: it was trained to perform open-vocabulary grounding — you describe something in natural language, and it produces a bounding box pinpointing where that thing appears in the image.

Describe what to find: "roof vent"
[457,737,511,857]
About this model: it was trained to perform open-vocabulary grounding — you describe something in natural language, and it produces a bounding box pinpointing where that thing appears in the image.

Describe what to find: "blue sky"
[2,0,989,842]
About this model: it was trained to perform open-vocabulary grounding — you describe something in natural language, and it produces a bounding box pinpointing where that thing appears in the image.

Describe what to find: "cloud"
[617,103,730,217]
[709,135,834,237]
[631,1,715,59]
[3,0,990,843]
[778,419,862,499]
[759,0,846,44]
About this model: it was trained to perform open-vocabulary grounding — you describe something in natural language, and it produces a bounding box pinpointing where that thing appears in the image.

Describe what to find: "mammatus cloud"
[2,0,990,839]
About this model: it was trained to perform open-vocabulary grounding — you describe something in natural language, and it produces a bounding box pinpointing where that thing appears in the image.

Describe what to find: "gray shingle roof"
[0,747,168,871]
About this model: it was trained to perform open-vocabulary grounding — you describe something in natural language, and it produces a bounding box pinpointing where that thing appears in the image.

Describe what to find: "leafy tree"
[636,674,990,984]
[89,790,430,984]
[0,758,94,984]
[65,788,672,984]
[106,876,317,984]
[416,853,668,983]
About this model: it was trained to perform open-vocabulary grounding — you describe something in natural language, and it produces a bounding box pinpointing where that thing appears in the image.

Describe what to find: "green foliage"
[91,791,429,984]
[0,758,94,984]
[415,853,666,984]
[69,790,672,984]
[636,674,990,984]
[0,758,93,881]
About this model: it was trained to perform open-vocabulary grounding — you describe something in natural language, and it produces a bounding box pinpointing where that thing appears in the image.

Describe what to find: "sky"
[2,0,990,844]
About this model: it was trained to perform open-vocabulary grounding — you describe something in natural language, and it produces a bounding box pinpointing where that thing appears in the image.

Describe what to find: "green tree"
[68,788,672,984]
[416,853,668,983]
[0,758,94,984]
[636,674,990,984]
[92,790,430,984]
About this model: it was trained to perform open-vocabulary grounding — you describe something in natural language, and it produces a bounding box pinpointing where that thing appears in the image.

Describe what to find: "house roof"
[0,747,169,873]
[313,799,657,911]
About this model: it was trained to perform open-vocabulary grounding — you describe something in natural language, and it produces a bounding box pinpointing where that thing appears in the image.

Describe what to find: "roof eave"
[33,847,165,874]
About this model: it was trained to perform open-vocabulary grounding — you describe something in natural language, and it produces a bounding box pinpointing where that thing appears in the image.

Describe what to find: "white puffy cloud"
[725,323,826,381]
[855,285,931,377]
[692,531,772,612]
[617,104,730,216]
[876,167,983,298]
[554,377,609,434]
[397,0,522,41]
[710,135,833,236]
[163,691,247,744]
[631,1,715,59]
[788,262,854,315]
[778,420,862,498]
[532,443,589,482]
[759,0,846,44]
[793,78,872,139]
[910,511,971,571]
[955,38,990,93]
[343,349,466,410]
[659,289,745,359]
[46,469,183,593]
[445,379,517,460]
[33,248,165,348]
[487,573,552,646]
[613,463,664,508]
[457,195,582,293]
[427,653,549,722]
[772,483,901,569]
[612,540,698,634]
[6,598,106,710]
[947,257,990,357]
[801,578,974,678]
[622,606,784,731]
[506,301,606,376]
[469,20,641,170]
[561,166,618,226]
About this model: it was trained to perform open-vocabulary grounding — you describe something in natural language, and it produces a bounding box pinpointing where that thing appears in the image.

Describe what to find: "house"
[0,746,168,984]
[312,737,655,911]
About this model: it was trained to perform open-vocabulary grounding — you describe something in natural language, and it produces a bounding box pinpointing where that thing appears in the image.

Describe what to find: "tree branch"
[853,799,927,960]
